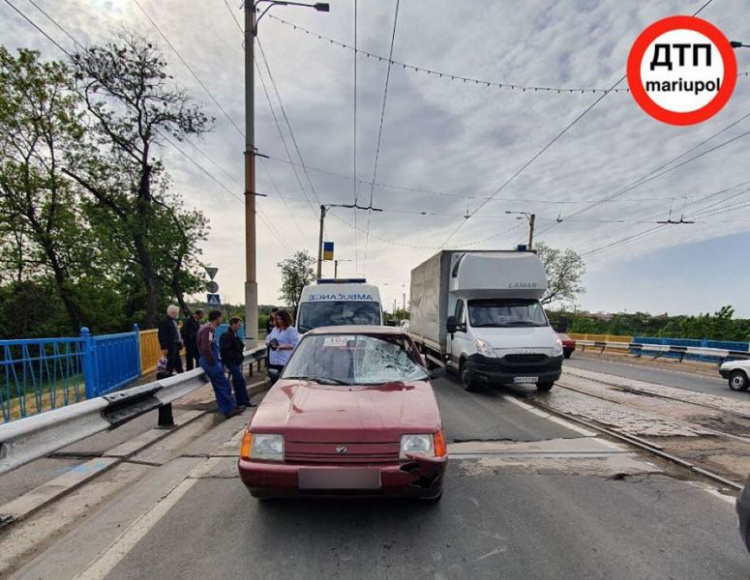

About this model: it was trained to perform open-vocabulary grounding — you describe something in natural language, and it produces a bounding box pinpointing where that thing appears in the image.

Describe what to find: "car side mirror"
[429,367,447,380]
[446,315,457,335]
[267,368,280,383]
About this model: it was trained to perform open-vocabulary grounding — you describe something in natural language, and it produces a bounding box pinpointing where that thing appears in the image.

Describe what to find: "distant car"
[238,326,447,501]
[558,333,576,359]
[719,359,750,391]
[738,480,750,553]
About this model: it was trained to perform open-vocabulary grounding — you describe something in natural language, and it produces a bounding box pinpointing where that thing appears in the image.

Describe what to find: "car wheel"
[460,361,478,392]
[729,370,749,392]
[536,381,554,392]
[563,350,572,359]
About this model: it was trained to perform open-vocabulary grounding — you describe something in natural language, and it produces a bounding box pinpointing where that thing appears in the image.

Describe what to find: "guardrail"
[578,339,750,363]
[0,346,267,476]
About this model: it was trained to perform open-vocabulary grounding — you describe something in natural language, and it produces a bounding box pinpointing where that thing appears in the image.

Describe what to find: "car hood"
[250,379,442,442]
[471,326,559,355]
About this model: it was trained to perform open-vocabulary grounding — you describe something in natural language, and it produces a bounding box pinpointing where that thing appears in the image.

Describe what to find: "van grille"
[503,353,548,364]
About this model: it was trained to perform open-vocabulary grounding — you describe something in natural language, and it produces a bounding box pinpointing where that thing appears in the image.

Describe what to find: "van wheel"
[460,361,478,392]
[729,371,749,392]
[536,381,554,392]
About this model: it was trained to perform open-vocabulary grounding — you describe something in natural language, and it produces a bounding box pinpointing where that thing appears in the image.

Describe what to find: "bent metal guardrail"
[0,346,266,476]
[577,340,750,363]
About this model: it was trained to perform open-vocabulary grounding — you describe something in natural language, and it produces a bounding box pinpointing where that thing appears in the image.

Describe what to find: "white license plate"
[513,376,539,384]
[298,468,381,490]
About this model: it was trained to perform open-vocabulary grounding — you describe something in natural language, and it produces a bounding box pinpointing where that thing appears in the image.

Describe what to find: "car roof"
[305,325,407,336]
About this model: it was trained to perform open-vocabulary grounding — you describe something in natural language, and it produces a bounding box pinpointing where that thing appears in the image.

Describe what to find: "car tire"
[460,361,478,392]
[536,381,554,392]
[729,370,749,392]
[563,350,572,359]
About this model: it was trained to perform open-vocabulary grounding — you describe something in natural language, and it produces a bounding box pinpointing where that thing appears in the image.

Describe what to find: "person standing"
[265,309,300,375]
[220,317,254,408]
[158,305,184,374]
[182,309,204,371]
[265,307,279,364]
[197,310,245,418]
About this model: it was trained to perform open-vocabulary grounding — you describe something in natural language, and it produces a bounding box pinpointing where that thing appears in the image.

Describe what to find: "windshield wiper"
[283,375,350,385]
[504,320,542,326]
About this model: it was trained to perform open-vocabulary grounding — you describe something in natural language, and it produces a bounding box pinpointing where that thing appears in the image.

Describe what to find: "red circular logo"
[627,16,737,125]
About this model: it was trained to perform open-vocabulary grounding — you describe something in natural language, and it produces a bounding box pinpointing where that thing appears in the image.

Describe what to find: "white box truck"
[295,279,383,334]
[409,250,563,391]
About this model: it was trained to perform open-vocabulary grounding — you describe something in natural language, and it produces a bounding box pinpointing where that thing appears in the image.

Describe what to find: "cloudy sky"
[3,0,750,316]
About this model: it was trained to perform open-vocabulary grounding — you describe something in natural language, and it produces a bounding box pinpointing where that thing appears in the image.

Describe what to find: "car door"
[449,299,469,368]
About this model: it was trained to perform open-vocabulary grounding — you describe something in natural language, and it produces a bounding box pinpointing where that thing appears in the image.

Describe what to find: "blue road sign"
[207,293,221,306]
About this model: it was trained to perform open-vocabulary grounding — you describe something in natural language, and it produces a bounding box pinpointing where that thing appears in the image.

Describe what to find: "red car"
[558,333,576,359]
[238,326,447,501]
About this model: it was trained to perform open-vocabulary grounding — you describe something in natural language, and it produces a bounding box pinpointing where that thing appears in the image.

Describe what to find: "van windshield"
[297,301,381,333]
[468,298,548,328]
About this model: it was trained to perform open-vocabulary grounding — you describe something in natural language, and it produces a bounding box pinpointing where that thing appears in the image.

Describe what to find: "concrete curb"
[0,378,270,532]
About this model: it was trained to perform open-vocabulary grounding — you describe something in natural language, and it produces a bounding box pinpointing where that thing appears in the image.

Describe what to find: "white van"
[410,250,563,391]
[295,279,383,334]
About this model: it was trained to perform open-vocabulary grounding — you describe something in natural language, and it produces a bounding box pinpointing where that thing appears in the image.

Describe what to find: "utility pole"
[317,202,383,279]
[528,213,536,250]
[244,2,258,347]
[244,1,329,345]
[402,293,406,313]
[334,259,352,278]
[317,204,326,279]
[506,210,536,250]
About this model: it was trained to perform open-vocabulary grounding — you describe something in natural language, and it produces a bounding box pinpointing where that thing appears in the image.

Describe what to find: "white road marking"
[76,457,221,580]
[500,392,598,437]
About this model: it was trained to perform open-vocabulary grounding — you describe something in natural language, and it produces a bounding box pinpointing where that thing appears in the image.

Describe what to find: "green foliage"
[535,242,586,306]
[559,305,750,342]
[0,39,213,338]
[278,250,315,317]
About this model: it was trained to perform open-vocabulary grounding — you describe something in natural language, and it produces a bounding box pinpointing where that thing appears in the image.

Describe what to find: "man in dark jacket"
[197,310,246,418]
[157,305,183,374]
[220,317,254,408]
[182,309,204,371]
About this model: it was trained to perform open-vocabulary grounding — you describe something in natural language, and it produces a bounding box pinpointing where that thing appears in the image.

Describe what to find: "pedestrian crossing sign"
[323,241,334,261]
[207,293,221,306]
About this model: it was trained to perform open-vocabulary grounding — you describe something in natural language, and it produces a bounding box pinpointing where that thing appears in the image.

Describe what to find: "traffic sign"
[206,280,219,293]
[204,266,219,280]
[206,293,221,306]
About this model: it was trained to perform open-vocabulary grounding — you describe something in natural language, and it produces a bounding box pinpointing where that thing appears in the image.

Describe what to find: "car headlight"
[553,338,563,358]
[400,434,434,459]
[475,339,497,358]
[250,433,284,462]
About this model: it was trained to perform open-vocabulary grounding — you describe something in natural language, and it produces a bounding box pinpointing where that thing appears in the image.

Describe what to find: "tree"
[278,250,314,316]
[65,34,212,327]
[0,47,92,331]
[535,242,586,306]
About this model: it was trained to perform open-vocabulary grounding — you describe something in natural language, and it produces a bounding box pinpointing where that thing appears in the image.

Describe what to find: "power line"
[364,0,401,274]
[2,0,71,57]
[26,0,84,49]
[132,0,245,139]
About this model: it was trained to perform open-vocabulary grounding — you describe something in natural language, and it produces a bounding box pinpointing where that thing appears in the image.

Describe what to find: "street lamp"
[317,202,383,279]
[244,1,329,346]
[334,258,352,278]
[505,211,536,250]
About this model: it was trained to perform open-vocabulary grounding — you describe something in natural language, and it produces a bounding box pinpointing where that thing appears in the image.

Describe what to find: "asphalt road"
[11,376,750,579]
[565,354,744,399]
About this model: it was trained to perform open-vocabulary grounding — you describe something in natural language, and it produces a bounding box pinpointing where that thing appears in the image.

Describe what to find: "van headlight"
[475,339,497,358]
[251,434,285,462]
[553,338,564,358]
[400,434,434,459]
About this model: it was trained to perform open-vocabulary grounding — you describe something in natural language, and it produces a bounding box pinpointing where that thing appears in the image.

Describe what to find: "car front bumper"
[467,354,563,385]
[719,368,731,379]
[238,456,447,499]
[737,482,750,553]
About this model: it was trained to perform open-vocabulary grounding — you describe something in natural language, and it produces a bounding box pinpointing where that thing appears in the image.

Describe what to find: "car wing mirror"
[446,315,457,335]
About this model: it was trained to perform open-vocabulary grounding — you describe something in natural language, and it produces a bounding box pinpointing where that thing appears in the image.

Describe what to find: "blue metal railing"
[0,337,86,423]
[1,326,142,423]
[634,336,750,362]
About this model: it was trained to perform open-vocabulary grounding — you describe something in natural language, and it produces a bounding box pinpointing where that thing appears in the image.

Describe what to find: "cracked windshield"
[1,1,750,579]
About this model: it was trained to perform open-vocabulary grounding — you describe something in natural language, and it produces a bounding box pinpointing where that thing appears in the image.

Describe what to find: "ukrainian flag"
[323,241,334,261]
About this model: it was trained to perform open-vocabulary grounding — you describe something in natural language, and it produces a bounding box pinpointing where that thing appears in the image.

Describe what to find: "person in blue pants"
[197,310,246,419]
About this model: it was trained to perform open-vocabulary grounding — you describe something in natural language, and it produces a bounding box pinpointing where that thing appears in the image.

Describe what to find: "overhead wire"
[2,0,72,57]
[363,0,401,273]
